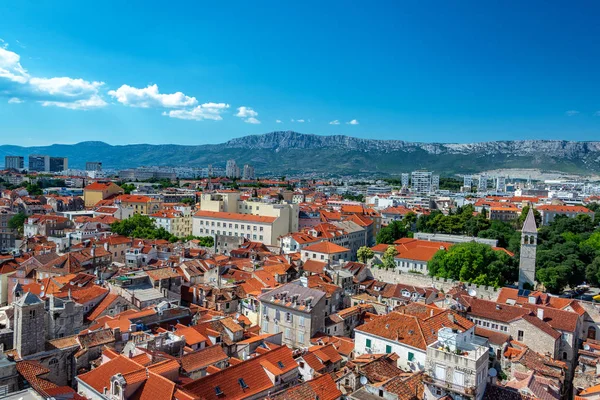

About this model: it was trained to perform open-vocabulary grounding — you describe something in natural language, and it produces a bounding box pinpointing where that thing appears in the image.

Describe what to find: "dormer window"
[214,386,223,396]
[238,378,249,390]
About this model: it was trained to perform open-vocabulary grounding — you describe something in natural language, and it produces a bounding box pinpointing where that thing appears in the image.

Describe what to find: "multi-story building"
[401,173,410,188]
[28,154,48,172]
[496,176,507,192]
[116,194,162,215]
[478,174,488,192]
[411,171,432,194]
[4,156,24,170]
[150,207,192,237]
[0,208,17,252]
[431,174,440,192]
[193,211,278,245]
[463,175,473,188]
[194,191,299,245]
[48,157,68,172]
[85,161,102,171]
[536,204,595,225]
[83,182,124,208]
[258,281,327,348]
[226,159,240,178]
[424,327,489,400]
[355,309,473,372]
[301,241,352,264]
[242,164,255,179]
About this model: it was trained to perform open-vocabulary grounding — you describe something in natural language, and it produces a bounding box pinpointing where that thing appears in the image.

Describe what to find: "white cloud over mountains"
[236,106,261,124]
[108,84,197,108]
[0,46,106,110]
[163,102,230,121]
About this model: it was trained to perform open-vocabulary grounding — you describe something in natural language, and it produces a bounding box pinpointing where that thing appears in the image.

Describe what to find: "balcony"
[423,375,477,397]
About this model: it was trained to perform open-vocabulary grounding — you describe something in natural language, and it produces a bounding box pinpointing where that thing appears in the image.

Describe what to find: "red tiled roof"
[182,346,296,400]
[356,310,473,350]
[537,205,592,213]
[303,241,350,254]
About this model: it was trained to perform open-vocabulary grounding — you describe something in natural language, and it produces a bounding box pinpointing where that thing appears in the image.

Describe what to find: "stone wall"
[368,267,500,301]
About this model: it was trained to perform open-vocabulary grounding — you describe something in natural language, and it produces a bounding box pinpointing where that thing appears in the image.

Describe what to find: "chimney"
[537,308,544,320]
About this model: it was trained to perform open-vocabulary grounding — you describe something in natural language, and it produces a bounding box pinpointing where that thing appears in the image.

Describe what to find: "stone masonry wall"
[368,267,500,301]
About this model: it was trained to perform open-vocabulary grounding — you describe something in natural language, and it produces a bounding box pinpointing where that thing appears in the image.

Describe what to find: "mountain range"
[1,131,600,176]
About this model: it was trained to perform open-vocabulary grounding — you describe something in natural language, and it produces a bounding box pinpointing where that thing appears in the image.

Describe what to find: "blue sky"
[0,0,599,146]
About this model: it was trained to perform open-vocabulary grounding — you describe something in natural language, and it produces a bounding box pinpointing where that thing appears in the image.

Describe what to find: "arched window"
[49,358,58,366]
[113,382,121,397]
[523,236,529,245]
[588,326,597,339]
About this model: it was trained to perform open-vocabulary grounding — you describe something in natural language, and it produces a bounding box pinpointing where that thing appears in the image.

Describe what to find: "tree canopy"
[428,242,516,287]
[536,214,600,293]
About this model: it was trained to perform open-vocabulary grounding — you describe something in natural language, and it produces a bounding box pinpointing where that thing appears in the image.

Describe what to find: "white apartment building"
[424,327,489,400]
[411,171,432,194]
[195,192,299,245]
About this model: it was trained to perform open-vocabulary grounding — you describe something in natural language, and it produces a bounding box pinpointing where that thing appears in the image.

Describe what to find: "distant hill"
[2,131,600,176]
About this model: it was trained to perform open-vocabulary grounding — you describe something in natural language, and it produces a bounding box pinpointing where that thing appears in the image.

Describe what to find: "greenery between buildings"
[110,214,214,246]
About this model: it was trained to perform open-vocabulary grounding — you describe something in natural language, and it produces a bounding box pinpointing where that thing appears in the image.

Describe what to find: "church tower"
[13,292,46,357]
[518,208,538,290]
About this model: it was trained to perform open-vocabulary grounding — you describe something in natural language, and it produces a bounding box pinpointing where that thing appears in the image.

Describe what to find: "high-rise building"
[496,176,506,192]
[28,154,48,172]
[86,161,103,171]
[226,159,240,178]
[4,156,24,170]
[401,173,409,188]
[463,175,473,188]
[48,157,68,172]
[477,174,488,192]
[242,164,255,180]
[411,171,432,194]
[28,155,67,172]
[431,175,440,192]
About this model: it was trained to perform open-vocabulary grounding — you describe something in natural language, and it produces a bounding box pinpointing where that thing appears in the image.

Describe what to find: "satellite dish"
[488,368,497,377]
[468,288,477,297]
[360,376,368,385]
[584,344,591,351]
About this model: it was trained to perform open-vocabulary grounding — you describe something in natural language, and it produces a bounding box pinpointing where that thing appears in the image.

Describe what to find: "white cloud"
[164,102,230,121]
[108,84,197,108]
[329,120,340,125]
[296,119,305,123]
[0,46,106,109]
[347,119,359,125]
[8,97,22,103]
[565,110,580,117]
[235,106,261,124]
[40,95,107,110]
[275,119,282,123]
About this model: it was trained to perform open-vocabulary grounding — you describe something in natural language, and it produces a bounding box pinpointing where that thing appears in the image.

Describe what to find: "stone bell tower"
[518,208,538,290]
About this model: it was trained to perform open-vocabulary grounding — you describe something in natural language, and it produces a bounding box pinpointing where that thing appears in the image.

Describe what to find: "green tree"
[376,220,409,244]
[428,242,515,287]
[382,245,398,270]
[181,197,195,205]
[25,183,43,196]
[357,246,375,264]
[8,212,27,234]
